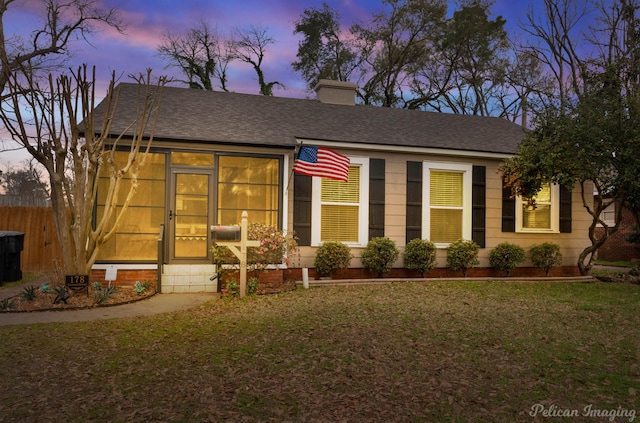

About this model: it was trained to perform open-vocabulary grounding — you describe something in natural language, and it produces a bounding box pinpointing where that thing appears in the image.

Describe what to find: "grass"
[0,281,638,422]
[594,260,635,267]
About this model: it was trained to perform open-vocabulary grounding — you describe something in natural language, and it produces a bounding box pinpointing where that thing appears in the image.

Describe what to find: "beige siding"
[289,150,592,271]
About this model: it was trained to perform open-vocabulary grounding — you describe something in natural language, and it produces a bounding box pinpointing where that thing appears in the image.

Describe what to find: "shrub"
[489,242,526,276]
[446,239,480,277]
[222,277,258,298]
[39,284,51,293]
[403,239,437,277]
[529,242,563,276]
[361,237,399,278]
[314,241,352,277]
[211,222,298,277]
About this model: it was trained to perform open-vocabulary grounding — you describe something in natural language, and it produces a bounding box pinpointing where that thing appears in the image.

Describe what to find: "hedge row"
[313,238,563,278]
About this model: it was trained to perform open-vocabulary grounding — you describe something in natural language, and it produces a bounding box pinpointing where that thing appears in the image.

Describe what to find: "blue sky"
[1,0,534,168]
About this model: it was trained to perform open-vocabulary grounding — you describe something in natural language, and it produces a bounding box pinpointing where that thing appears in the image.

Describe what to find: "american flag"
[293,146,350,182]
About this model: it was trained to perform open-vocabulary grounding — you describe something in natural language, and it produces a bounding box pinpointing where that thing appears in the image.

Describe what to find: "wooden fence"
[0,206,62,272]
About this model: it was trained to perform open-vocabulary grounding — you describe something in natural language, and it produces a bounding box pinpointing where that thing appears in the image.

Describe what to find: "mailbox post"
[212,211,260,298]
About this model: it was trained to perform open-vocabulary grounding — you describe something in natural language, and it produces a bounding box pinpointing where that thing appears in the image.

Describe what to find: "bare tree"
[351,0,447,108]
[0,0,124,98]
[0,65,166,274]
[519,0,591,108]
[157,21,233,91]
[231,25,282,95]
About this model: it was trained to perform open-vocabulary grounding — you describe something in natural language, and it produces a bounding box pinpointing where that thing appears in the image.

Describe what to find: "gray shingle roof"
[96,83,524,155]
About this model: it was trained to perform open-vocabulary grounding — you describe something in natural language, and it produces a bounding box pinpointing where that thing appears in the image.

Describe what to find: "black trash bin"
[0,231,25,284]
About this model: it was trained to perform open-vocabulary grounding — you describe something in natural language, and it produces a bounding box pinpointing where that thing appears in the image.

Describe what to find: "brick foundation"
[90,269,157,288]
[595,207,640,262]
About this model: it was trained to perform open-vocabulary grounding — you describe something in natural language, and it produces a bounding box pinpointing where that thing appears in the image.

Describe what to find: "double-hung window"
[516,183,559,232]
[423,162,472,247]
[311,157,369,246]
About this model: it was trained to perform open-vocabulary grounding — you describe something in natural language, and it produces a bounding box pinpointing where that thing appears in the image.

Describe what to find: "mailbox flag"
[293,146,350,182]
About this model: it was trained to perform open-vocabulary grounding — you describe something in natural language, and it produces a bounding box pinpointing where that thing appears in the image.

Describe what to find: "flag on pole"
[293,146,350,182]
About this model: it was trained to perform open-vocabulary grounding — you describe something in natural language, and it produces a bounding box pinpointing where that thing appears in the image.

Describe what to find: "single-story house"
[89,80,592,292]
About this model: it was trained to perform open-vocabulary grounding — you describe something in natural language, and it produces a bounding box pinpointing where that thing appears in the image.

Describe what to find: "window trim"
[311,157,369,247]
[422,161,473,248]
[515,183,560,233]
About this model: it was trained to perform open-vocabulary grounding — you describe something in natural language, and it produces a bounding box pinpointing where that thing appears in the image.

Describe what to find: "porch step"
[161,264,217,293]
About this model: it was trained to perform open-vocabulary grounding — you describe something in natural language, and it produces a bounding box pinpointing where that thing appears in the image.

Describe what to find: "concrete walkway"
[0,278,216,326]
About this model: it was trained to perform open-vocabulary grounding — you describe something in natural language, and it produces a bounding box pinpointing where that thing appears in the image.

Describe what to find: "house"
[89,80,592,292]
[594,199,639,262]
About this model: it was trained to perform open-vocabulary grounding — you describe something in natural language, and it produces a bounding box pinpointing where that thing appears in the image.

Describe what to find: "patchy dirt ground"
[0,285,155,312]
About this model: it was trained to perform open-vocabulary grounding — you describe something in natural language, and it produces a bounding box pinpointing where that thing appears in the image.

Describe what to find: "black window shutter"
[369,159,385,239]
[293,173,312,246]
[502,179,516,232]
[406,161,423,243]
[559,184,572,233]
[472,166,486,248]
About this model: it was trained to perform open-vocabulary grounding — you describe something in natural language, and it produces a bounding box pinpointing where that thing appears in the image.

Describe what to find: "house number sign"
[65,274,89,296]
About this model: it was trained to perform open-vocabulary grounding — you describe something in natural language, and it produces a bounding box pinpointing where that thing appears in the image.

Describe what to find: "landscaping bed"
[0,283,156,312]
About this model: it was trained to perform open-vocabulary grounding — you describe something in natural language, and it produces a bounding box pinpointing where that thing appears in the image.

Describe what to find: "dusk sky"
[1,0,536,168]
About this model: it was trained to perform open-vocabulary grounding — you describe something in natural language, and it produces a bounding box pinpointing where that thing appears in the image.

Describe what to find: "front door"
[169,170,213,261]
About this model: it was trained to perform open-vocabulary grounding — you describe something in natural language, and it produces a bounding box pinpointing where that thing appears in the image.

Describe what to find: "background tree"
[500,0,640,275]
[0,159,49,201]
[157,21,233,91]
[231,25,282,95]
[291,0,536,119]
[425,0,510,115]
[292,2,361,91]
[0,65,166,275]
[351,0,446,107]
[0,0,123,98]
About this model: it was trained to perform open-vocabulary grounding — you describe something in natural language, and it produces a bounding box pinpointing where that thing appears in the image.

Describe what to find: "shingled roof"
[97,83,524,155]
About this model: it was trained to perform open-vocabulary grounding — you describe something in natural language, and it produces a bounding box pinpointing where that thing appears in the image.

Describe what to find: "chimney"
[314,79,357,106]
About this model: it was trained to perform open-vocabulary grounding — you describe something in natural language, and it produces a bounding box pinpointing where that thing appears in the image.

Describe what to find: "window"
[598,203,616,227]
[96,151,166,261]
[217,155,280,227]
[312,157,369,246]
[423,162,472,247]
[516,183,559,232]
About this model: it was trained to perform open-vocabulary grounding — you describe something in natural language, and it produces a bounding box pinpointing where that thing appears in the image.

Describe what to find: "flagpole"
[285,140,303,192]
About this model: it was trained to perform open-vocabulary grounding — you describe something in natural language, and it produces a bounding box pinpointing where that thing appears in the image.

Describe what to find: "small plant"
[53,286,70,304]
[39,283,51,293]
[247,277,258,296]
[529,242,563,276]
[92,281,103,291]
[403,238,437,277]
[223,278,258,298]
[314,241,352,278]
[20,285,38,301]
[361,237,400,278]
[630,264,640,277]
[224,280,239,298]
[133,281,147,295]
[93,284,117,305]
[446,239,480,277]
[489,242,526,276]
[0,297,17,310]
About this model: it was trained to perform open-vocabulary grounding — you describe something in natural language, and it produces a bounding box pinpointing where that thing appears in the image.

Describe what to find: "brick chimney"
[314,79,357,106]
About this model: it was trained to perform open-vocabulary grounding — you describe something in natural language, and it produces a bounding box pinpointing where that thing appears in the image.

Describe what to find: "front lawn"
[0,281,638,422]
